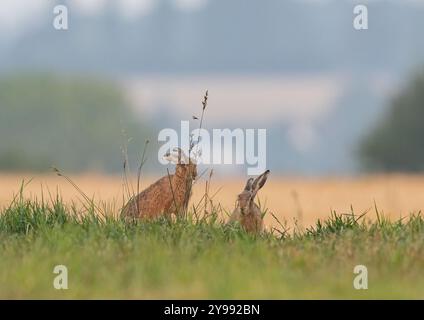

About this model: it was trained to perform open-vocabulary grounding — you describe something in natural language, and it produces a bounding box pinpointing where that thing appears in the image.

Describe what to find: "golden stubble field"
[1,172,424,229]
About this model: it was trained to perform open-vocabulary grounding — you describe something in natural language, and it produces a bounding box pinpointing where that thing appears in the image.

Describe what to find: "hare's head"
[237,170,270,215]
[164,147,197,180]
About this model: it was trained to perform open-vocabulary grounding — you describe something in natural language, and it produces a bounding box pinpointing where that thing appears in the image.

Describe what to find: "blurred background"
[3,0,424,225]
[1,0,424,177]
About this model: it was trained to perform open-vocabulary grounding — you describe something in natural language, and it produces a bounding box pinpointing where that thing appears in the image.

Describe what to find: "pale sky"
[2,0,424,33]
[0,0,208,35]
[2,0,424,36]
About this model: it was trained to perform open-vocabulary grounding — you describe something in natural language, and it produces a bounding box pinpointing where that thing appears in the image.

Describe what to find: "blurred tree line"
[0,74,151,172]
[360,70,424,172]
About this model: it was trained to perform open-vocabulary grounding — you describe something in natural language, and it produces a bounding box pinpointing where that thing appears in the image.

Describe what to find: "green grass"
[0,193,423,299]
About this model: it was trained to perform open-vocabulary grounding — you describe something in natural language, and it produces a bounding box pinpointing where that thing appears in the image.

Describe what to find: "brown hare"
[121,147,197,220]
[229,170,270,233]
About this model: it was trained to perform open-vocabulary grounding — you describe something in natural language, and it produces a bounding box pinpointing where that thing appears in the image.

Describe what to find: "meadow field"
[2,173,424,229]
[0,173,423,299]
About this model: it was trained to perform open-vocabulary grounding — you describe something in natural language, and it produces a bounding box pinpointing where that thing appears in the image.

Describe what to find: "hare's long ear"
[244,178,254,192]
[251,170,270,196]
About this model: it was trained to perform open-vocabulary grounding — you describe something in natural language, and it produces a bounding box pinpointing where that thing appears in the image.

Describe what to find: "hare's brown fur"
[229,170,270,234]
[229,206,263,234]
[121,150,197,219]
